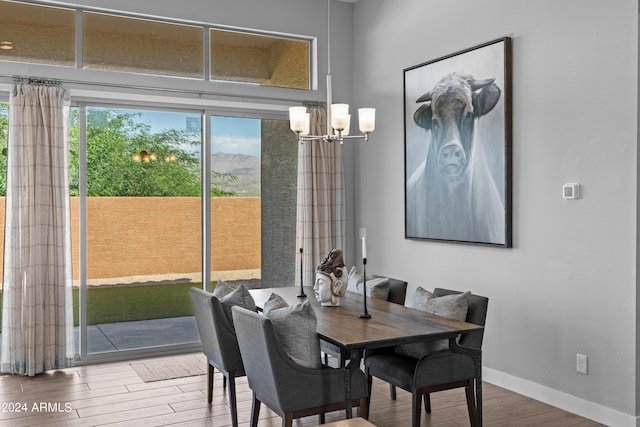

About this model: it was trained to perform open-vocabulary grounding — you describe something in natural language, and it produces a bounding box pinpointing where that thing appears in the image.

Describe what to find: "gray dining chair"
[364,288,488,427]
[231,305,369,427]
[190,287,244,427]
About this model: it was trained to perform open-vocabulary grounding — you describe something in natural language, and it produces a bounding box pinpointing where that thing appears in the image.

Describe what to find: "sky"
[140,110,261,158]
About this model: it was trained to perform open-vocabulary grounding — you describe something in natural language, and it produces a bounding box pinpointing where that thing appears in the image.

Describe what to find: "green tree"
[0,106,237,197]
[71,109,236,197]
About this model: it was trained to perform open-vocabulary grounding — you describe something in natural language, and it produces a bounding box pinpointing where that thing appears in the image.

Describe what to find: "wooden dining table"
[249,286,485,426]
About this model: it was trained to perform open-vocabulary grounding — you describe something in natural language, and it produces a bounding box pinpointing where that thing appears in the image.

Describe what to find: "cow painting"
[406,72,506,244]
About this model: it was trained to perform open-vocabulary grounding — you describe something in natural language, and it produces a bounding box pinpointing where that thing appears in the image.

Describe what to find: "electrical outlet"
[576,353,588,374]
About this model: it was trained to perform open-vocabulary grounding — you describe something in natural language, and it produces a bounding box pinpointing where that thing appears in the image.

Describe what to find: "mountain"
[211,152,259,176]
[211,152,260,196]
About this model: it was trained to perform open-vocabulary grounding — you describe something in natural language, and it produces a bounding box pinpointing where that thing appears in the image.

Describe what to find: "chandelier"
[288,0,375,144]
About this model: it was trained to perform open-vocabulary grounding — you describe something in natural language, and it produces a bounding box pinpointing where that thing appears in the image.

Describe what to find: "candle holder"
[358,258,371,318]
[298,247,306,298]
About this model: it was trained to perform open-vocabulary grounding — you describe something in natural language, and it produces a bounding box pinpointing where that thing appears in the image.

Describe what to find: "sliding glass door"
[0,99,296,362]
[208,115,297,290]
[82,106,203,355]
[209,115,261,287]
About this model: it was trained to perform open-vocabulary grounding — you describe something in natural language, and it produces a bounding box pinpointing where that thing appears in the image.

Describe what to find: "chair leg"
[223,375,227,389]
[358,397,369,420]
[227,372,238,427]
[207,364,214,404]
[389,384,397,400]
[424,393,431,413]
[250,392,261,427]
[365,370,373,418]
[283,413,293,427]
[465,379,478,427]
[411,390,422,427]
[318,413,326,424]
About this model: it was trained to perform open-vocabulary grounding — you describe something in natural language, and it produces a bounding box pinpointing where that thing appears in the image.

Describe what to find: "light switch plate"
[563,183,580,200]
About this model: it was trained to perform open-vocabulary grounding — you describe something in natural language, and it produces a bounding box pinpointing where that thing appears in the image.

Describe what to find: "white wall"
[351,0,639,423]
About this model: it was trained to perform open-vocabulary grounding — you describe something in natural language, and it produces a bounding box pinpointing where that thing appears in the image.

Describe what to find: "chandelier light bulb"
[330,103,349,131]
[289,107,308,134]
[358,108,376,133]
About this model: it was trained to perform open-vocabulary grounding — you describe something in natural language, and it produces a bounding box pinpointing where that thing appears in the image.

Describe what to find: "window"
[83,107,203,353]
[0,1,312,90]
[83,12,204,78]
[209,115,298,288]
[0,1,75,66]
[210,29,310,89]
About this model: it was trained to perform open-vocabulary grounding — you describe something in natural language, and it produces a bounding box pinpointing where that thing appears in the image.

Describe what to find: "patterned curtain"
[1,81,74,376]
[295,102,346,288]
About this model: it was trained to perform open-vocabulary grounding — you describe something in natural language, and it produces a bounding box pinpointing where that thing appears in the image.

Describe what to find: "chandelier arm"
[297,133,371,144]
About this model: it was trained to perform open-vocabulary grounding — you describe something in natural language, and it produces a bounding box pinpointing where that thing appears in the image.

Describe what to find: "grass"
[76,282,205,326]
[1,282,218,327]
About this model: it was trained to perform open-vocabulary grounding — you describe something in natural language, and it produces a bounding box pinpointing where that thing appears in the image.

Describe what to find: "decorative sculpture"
[313,249,347,307]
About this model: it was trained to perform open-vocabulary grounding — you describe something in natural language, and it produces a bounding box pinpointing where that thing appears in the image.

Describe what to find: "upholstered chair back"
[433,288,488,349]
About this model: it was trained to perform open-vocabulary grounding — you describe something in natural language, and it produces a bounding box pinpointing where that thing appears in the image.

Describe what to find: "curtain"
[1,82,74,376]
[295,102,346,288]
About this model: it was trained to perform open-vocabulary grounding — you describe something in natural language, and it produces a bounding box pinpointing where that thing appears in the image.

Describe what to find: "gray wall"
[351,0,638,422]
[261,120,299,287]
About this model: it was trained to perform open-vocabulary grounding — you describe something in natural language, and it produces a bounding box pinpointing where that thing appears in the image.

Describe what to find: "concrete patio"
[74,315,200,353]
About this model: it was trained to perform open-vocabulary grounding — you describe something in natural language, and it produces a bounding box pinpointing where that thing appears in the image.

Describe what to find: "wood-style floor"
[0,353,604,427]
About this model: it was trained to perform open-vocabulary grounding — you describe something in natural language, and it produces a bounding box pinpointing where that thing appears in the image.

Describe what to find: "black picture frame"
[404,37,512,247]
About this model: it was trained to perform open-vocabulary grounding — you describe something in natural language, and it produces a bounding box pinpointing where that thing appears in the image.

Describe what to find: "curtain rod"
[0,74,318,106]
[303,100,326,107]
[13,76,63,87]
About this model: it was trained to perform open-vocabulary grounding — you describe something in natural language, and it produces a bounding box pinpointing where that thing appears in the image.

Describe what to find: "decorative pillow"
[408,286,436,311]
[395,289,471,359]
[219,284,257,327]
[347,265,365,291]
[346,266,390,300]
[264,297,322,369]
[213,279,234,299]
[263,293,288,315]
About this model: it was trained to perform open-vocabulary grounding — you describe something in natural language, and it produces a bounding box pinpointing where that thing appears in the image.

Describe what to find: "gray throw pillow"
[395,288,471,359]
[263,293,288,315]
[347,265,364,291]
[213,279,234,299]
[346,266,390,300]
[220,284,257,327]
[264,298,322,369]
[408,286,436,311]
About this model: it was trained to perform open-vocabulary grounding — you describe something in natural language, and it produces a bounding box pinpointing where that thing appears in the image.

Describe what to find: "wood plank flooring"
[0,353,604,426]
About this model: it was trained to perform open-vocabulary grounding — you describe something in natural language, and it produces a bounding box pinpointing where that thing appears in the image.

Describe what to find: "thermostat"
[563,183,580,200]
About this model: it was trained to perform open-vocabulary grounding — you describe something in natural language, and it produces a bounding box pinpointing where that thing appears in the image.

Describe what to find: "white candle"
[362,237,367,259]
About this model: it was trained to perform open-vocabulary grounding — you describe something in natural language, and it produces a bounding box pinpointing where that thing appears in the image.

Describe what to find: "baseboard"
[482,367,638,427]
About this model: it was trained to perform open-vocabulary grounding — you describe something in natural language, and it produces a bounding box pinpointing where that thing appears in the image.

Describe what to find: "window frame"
[0,0,316,92]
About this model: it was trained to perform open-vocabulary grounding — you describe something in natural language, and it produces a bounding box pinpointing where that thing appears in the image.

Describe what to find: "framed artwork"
[404,37,512,247]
